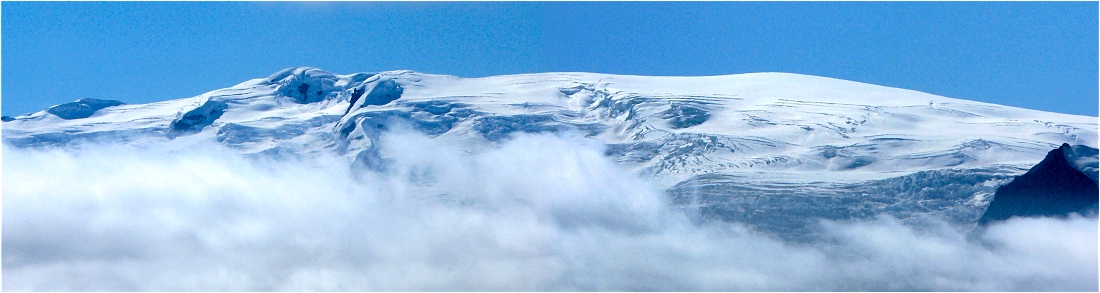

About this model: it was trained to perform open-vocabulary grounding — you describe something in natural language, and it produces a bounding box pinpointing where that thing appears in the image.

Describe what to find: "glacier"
[3,67,1098,290]
[4,67,1095,236]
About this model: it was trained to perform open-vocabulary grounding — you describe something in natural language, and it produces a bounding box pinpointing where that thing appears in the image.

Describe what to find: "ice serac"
[342,77,404,117]
[1065,144,1100,182]
[267,67,341,104]
[360,79,403,107]
[669,166,1022,242]
[45,98,125,120]
[978,144,1100,225]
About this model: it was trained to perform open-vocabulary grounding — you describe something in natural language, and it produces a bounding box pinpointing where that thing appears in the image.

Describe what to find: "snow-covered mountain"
[4,67,1096,240]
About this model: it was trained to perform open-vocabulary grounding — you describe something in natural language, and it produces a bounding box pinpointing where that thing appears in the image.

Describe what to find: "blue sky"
[3,2,1097,116]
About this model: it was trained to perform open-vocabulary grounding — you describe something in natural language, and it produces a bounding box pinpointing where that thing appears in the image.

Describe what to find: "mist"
[3,131,1097,291]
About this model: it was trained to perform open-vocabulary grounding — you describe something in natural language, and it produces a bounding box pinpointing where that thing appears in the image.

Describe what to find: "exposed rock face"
[45,98,125,120]
[169,99,228,135]
[979,143,1099,225]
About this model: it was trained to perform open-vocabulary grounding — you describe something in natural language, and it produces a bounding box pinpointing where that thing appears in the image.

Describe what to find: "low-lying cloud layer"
[3,132,1097,291]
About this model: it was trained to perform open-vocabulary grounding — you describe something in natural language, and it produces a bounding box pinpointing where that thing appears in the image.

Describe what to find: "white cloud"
[3,132,1097,291]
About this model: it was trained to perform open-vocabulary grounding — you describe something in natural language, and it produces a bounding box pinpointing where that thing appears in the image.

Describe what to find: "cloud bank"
[3,132,1097,291]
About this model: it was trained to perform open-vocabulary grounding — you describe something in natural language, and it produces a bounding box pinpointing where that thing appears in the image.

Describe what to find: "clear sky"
[3,2,1097,117]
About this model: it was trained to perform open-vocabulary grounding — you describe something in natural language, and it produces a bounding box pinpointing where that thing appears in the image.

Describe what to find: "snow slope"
[4,67,1096,238]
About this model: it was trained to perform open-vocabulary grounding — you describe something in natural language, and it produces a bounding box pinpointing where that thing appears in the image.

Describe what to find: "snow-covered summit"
[7,67,1092,173]
[4,67,1096,236]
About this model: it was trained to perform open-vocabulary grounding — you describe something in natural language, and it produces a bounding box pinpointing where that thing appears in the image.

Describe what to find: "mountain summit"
[4,67,1096,238]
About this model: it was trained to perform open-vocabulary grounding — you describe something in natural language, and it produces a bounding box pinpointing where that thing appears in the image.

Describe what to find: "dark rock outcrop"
[45,98,125,120]
[978,143,1099,225]
[169,99,228,136]
[344,87,366,115]
[661,103,710,129]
